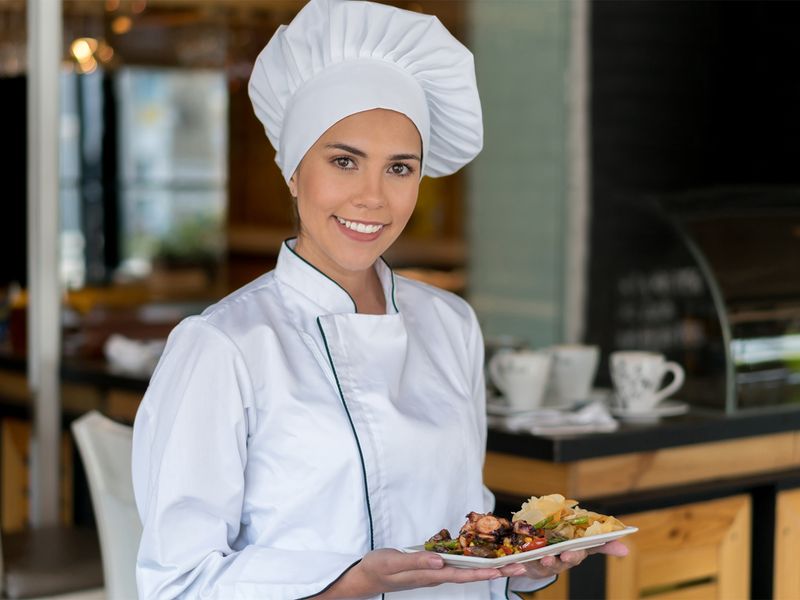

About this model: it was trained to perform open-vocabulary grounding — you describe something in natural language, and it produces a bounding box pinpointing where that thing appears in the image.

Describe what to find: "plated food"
[421,494,631,561]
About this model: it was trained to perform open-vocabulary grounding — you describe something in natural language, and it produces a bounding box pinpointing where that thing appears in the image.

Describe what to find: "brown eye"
[334,157,355,169]
[389,163,412,176]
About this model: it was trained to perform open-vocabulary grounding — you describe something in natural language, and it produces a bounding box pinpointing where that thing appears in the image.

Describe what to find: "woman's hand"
[315,548,522,599]
[503,540,630,580]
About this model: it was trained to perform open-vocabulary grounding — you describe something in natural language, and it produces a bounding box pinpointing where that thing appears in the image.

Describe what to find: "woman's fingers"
[520,555,562,577]
[377,550,502,586]
[432,566,504,584]
[518,540,630,579]
[390,565,503,587]
[407,551,445,570]
[555,549,587,566]
[586,540,629,557]
[498,563,528,578]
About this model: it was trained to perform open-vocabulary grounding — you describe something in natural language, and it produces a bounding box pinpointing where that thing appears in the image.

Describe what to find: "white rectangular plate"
[400,526,638,568]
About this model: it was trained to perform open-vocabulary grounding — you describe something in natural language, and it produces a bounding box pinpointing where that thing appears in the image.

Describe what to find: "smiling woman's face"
[290,108,422,279]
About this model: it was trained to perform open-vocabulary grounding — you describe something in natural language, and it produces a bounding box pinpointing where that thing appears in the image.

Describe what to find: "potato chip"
[512,493,567,526]
[512,494,626,541]
[582,516,626,537]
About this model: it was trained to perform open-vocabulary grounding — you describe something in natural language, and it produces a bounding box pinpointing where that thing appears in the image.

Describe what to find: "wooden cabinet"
[525,495,752,600]
[0,363,143,531]
[607,495,750,600]
[774,487,800,600]
[525,574,569,599]
[1,418,73,531]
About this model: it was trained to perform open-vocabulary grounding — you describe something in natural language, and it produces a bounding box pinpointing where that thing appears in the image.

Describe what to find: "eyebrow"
[325,143,421,162]
[389,153,422,162]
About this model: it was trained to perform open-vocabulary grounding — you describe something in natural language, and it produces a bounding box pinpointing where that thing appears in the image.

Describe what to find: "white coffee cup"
[488,350,552,411]
[543,344,599,404]
[610,351,685,413]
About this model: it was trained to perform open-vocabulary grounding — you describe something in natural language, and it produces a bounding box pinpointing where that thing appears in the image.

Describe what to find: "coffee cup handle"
[653,361,685,404]
[488,355,509,396]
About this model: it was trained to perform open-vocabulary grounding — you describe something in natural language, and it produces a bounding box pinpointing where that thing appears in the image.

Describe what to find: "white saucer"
[542,388,610,410]
[486,398,545,417]
[609,399,689,422]
[487,388,610,416]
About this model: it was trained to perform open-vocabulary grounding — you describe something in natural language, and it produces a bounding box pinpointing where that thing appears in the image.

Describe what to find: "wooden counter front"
[487,429,800,600]
[485,430,800,499]
[774,488,800,600]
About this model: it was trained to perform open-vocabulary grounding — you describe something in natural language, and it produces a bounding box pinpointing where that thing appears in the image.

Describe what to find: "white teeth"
[336,216,383,234]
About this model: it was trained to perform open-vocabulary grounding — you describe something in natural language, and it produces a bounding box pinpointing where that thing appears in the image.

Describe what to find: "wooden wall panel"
[607,494,750,600]
[483,452,571,498]
[647,581,718,600]
[106,389,144,424]
[774,487,800,600]
[0,370,31,404]
[524,572,568,600]
[573,433,798,498]
[1,419,73,531]
[487,433,800,501]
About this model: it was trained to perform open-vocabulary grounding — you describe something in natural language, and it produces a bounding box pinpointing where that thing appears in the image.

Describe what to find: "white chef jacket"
[132,239,552,599]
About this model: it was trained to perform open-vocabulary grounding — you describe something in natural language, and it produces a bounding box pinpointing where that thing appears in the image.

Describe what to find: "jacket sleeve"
[132,317,362,599]
[463,308,557,598]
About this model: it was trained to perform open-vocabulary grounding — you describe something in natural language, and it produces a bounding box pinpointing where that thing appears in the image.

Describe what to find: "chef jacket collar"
[277,238,399,315]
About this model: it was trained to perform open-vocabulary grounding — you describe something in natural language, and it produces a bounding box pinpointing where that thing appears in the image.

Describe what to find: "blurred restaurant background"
[2,0,800,598]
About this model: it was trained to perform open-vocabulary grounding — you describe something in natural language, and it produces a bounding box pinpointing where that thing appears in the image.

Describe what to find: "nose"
[351,170,385,209]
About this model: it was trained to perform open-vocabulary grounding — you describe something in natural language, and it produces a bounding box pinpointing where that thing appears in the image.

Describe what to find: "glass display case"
[587,187,800,413]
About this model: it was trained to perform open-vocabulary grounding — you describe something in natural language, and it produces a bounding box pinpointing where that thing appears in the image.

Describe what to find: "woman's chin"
[331,238,396,272]
[336,254,384,273]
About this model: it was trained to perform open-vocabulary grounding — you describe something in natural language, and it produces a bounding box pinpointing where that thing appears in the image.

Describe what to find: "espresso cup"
[488,350,552,411]
[610,351,685,413]
[543,344,599,404]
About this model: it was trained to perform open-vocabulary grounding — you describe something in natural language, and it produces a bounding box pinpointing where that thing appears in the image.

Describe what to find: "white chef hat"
[248,0,483,181]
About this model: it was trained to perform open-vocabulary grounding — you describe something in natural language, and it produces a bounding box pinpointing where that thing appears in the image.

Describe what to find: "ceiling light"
[111,16,133,35]
[70,38,98,63]
[76,56,98,75]
[96,42,114,63]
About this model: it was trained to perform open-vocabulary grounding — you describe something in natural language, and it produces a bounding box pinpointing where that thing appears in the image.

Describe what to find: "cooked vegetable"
[532,515,552,529]
[423,529,463,553]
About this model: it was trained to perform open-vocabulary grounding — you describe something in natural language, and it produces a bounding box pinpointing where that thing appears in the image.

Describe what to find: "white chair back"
[72,411,141,600]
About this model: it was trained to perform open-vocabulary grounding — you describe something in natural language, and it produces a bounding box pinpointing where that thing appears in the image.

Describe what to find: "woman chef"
[131,0,626,598]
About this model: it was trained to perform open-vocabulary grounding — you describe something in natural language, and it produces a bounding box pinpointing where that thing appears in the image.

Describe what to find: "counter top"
[488,405,800,462]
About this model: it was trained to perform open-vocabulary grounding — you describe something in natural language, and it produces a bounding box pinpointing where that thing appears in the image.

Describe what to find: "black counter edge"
[488,406,800,462]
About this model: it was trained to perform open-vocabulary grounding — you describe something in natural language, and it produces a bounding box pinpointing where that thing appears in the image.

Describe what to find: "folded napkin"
[488,400,619,436]
[104,334,166,375]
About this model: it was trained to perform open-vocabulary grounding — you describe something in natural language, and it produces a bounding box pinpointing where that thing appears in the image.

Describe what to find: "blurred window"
[116,67,228,279]
[58,67,228,288]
